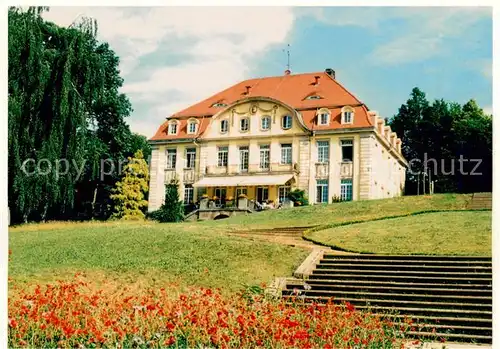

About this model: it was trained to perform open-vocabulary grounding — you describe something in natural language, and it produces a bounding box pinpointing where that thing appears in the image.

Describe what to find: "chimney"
[244,85,251,95]
[314,75,320,85]
[284,69,291,76]
[325,68,335,79]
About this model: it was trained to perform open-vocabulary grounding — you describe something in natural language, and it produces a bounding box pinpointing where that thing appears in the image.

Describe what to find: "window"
[220,119,228,133]
[214,188,227,207]
[259,144,270,170]
[306,95,322,100]
[280,144,292,164]
[257,187,269,203]
[341,139,353,162]
[341,179,353,201]
[341,107,354,124]
[188,121,197,134]
[212,102,227,108]
[185,148,196,169]
[282,115,292,129]
[316,179,329,203]
[166,149,177,169]
[168,122,178,135]
[184,185,194,204]
[217,146,228,167]
[317,141,329,163]
[240,118,249,132]
[278,186,291,203]
[261,116,271,130]
[239,146,249,172]
[343,111,353,123]
[319,112,329,125]
[236,188,248,197]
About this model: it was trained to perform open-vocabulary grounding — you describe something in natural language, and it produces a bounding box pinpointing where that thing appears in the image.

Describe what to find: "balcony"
[206,165,228,175]
[340,161,353,178]
[315,163,329,179]
[165,169,178,183]
[183,168,197,184]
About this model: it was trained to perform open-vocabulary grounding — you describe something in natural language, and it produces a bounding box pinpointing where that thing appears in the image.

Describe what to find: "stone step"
[388,314,492,328]
[285,280,492,296]
[318,258,492,267]
[322,254,492,262]
[315,263,491,273]
[282,288,491,304]
[311,268,492,279]
[282,294,491,312]
[283,297,491,319]
[309,273,492,285]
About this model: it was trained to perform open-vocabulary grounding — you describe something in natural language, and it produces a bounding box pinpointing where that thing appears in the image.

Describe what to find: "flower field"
[8,275,418,348]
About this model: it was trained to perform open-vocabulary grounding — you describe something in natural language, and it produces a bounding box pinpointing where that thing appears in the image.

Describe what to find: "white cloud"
[42,7,295,137]
[369,8,491,65]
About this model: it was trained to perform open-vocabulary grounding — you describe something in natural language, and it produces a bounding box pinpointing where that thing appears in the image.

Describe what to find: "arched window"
[261,115,271,130]
[281,115,292,130]
[317,108,330,126]
[187,119,198,134]
[168,120,179,135]
[341,106,354,125]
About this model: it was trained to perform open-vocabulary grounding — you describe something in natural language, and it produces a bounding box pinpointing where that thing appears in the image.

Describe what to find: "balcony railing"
[183,168,197,184]
[165,169,178,183]
[340,161,353,178]
[315,163,329,179]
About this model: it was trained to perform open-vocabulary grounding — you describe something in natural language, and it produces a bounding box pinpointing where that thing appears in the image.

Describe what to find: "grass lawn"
[308,211,491,256]
[8,221,309,293]
[204,193,472,231]
[8,193,480,291]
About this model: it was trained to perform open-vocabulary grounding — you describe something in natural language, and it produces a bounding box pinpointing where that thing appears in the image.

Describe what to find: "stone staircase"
[282,253,492,344]
[467,192,492,210]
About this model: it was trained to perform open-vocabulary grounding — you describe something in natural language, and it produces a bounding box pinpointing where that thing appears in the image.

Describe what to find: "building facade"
[148,69,407,211]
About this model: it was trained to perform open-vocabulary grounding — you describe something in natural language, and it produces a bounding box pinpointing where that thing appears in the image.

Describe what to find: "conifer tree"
[110,150,149,220]
[150,179,184,223]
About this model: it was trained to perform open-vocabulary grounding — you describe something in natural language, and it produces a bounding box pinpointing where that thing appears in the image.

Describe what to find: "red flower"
[293,330,309,340]
[8,318,17,328]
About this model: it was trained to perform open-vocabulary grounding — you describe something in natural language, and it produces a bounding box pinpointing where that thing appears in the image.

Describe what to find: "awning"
[193,174,294,187]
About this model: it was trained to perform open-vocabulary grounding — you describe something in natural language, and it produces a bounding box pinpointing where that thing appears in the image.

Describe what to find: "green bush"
[288,189,309,207]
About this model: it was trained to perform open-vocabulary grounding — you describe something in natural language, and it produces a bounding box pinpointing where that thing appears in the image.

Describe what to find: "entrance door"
[214,188,226,207]
[256,187,269,203]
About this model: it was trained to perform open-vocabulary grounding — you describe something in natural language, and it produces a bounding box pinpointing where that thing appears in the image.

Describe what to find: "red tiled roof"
[151,71,374,141]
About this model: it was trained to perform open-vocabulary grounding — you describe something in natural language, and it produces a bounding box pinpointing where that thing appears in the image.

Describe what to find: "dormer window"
[282,115,292,130]
[240,117,249,132]
[187,119,198,134]
[168,120,179,135]
[212,102,227,108]
[341,106,354,125]
[220,119,229,134]
[317,108,330,126]
[305,95,322,100]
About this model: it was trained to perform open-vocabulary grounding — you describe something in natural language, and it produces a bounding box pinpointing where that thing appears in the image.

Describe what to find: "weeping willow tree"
[8,7,149,223]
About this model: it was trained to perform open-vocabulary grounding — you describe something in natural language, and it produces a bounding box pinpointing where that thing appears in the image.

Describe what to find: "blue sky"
[43,6,492,137]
